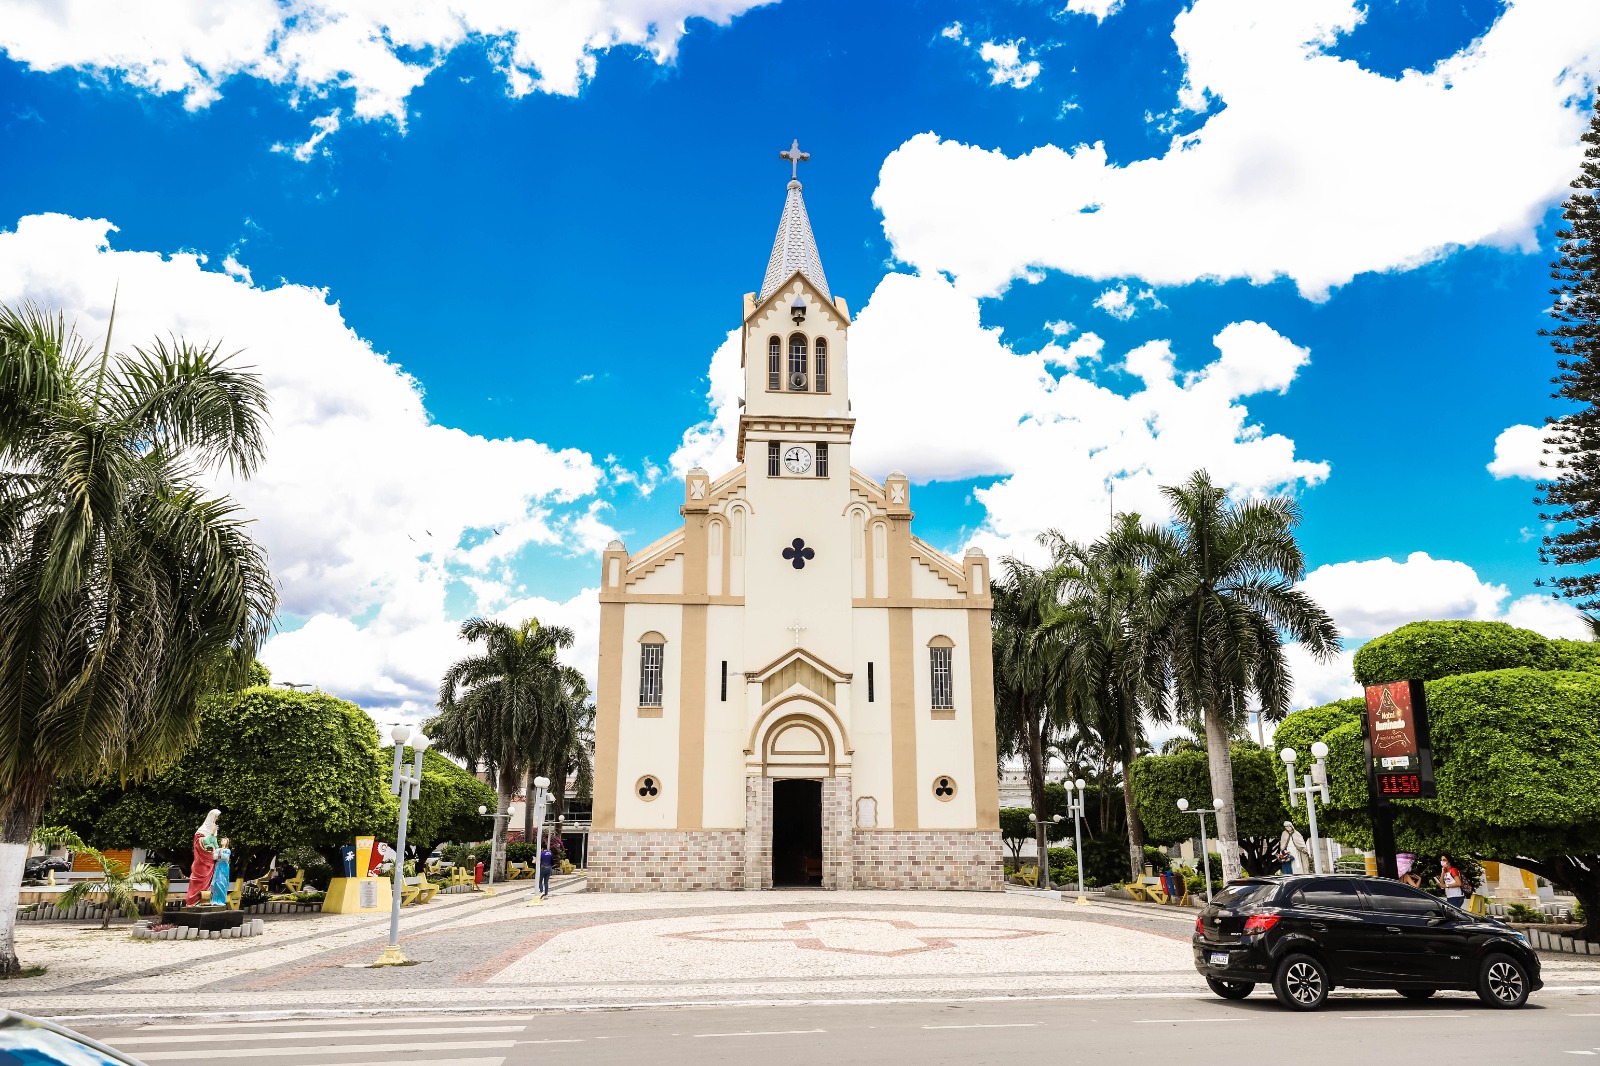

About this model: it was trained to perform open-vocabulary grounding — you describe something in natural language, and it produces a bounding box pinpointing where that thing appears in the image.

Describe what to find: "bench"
[506,861,535,881]
[400,874,439,905]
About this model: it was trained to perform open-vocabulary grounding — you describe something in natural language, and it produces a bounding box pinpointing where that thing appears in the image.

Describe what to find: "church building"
[588,146,1003,891]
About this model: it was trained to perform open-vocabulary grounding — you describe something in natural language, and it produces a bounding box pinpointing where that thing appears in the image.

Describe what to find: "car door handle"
[1386,926,1402,934]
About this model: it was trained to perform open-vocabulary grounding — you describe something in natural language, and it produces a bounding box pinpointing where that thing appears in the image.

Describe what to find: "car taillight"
[1196,915,1205,933]
[1243,914,1280,935]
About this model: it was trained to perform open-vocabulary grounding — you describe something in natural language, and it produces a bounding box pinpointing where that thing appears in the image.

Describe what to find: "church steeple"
[759,139,831,302]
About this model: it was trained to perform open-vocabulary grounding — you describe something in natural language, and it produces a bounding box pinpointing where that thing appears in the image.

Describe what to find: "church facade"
[587,153,1003,891]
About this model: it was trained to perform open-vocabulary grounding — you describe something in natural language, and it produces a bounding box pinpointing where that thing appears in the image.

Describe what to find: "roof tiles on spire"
[759,179,831,303]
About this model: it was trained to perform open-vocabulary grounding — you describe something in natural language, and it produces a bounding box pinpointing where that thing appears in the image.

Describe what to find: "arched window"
[767,336,781,391]
[639,631,666,707]
[929,635,955,709]
[814,338,828,392]
[788,333,808,390]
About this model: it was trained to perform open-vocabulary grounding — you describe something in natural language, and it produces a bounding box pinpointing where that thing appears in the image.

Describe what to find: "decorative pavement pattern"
[10,881,1600,1021]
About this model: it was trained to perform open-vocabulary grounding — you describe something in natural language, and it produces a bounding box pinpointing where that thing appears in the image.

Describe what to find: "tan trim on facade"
[599,593,748,606]
[931,709,957,721]
[624,549,685,585]
[967,606,1000,831]
[745,691,853,760]
[927,634,955,648]
[742,270,848,329]
[636,706,664,719]
[677,603,708,828]
[852,596,993,610]
[888,519,913,600]
[745,646,853,684]
[592,600,625,830]
[887,607,917,829]
[638,630,667,644]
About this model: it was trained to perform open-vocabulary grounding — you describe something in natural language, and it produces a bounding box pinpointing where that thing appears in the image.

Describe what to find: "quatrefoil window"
[636,775,661,801]
[933,776,957,801]
[782,537,816,570]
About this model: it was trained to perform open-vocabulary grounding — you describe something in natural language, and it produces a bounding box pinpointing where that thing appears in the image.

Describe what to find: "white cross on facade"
[787,620,806,647]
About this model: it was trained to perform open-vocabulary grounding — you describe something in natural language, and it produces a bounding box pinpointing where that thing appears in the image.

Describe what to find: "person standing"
[1440,854,1467,908]
[538,842,554,899]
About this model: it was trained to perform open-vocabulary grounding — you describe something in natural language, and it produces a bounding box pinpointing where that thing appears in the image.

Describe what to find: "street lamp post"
[1177,796,1225,903]
[478,803,511,896]
[374,725,429,967]
[1280,742,1331,875]
[1066,778,1089,906]
[1026,812,1050,891]
[527,775,551,906]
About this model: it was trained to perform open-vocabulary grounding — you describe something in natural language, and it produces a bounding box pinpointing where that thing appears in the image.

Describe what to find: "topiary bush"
[1352,620,1552,685]
[1549,639,1600,674]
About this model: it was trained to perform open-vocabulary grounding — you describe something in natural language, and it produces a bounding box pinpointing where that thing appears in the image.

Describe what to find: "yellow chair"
[226,879,242,909]
[414,873,439,903]
[284,870,306,893]
[1467,894,1488,916]
[1134,874,1169,904]
[1015,866,1039,888]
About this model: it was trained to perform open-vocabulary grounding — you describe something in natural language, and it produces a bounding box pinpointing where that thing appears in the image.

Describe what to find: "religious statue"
[185,809,221,906]
[1277,821,1312,874]
[210,836,233,908]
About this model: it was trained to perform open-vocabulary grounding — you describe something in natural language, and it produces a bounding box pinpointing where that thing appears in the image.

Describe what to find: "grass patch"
[2,964,47,979]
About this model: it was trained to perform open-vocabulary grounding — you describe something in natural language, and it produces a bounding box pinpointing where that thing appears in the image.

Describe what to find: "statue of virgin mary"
[185,809,221,906]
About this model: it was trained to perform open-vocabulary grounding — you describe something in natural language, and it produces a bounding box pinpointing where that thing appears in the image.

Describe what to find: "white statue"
[1277,821,1312,874]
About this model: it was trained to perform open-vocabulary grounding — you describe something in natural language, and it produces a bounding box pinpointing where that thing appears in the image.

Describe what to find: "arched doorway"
[771,779,822,886]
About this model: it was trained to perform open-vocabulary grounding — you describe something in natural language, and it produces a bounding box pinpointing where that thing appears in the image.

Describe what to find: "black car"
[22,856,70,880]
[1193,874,1541,1011]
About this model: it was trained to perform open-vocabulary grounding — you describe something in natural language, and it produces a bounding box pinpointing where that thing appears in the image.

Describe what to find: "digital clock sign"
[1362,680,1437,800]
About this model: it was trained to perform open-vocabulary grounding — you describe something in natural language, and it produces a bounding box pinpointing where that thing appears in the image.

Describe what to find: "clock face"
[783,446,812,474]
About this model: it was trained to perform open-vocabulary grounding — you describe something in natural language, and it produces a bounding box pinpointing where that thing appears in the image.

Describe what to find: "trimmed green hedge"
[1352,621,1553,686]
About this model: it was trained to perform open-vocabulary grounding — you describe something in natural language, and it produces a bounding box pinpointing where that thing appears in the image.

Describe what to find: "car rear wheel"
[1272,953,1330,1011]
[1397,988,1436,1001]
[1476,953,1530,1009]
[1205,977,1253,1000]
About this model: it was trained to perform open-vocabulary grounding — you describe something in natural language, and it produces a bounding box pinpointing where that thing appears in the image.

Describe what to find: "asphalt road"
[73,990,1600,1065]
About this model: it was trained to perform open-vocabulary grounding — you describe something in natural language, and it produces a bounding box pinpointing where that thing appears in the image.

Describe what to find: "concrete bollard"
[1560,936,1575,953]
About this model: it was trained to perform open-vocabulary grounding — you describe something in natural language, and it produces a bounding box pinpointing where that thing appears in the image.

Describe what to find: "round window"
[636,775,662,801]
[932,775,957,801]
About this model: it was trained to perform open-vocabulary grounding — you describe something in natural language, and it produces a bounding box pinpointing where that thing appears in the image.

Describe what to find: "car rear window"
[1289,879,1368,910]
[1365,880,1447,916]
[1214,883,1276,909]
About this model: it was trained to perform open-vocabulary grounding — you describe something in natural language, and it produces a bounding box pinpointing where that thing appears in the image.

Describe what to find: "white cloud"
[271,108,340,162]
[977,40,1041,90]
[1064,0,1124,23]
[1488,422,1552,479]
[0,0,770,133]
[941,22,966,42]
[675,270,1328,563]
[0,212,612,718]
[875,0,1600,298]
[1044,319,1074,337]
[1298,550,1590,641]
[1283,643,1359,711]
[1091,283,1164,320]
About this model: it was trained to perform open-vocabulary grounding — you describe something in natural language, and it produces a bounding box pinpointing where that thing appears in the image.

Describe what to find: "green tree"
[999,808,1033,865]
[992,559,1067,889]
[0,303,275,974]
[379,746,497,857]
[1277,658,1600,938]
[47,687,391,876]
[1129,744,1289,875]
[1039,519,1166,878]
[429,617,575,880]
[1537,94,1600,610]
[524,668,592,839]
[1136,471,1340,883]
[34,826,170,930]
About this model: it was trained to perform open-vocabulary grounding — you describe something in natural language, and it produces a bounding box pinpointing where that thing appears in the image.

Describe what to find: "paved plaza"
[10,880,1600,1024]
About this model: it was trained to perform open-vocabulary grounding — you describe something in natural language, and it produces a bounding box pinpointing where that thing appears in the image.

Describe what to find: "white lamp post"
[1066,778,1089,906]
[528,775,551,906]
[1177,796,1225,902]
[1280,742,1331,875]
[374,725,428,967]
[478,802,510,896]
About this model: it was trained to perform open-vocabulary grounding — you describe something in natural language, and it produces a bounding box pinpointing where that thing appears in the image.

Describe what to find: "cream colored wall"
[849,607,894,828]
[742,280,850,422]
[912,607,979,829]
[614,602,685,829]
[911,557,962,598]
[629,554,683,595]
[702,604,749,828]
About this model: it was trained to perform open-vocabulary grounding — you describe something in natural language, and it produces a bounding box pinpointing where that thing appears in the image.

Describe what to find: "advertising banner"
[1362,679,1436,799]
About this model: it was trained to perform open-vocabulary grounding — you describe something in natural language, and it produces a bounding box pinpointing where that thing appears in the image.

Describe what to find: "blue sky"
[1,0,1597,719]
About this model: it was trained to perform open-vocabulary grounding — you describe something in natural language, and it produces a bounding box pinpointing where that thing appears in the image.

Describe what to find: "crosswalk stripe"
[120,1017,529,1032]
[299,1061,504,1066]
[114,1026,523,1045]
[133,1040,517,1061]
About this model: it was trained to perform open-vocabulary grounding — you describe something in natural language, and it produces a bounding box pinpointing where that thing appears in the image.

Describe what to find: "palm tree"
[1138,471,1340,883]
[36,826,171,930]
[429,617,574,881]
[1039,521,1169,879]
[524,666,591,839]
[0,302,275,974]
[992,558,1066,889]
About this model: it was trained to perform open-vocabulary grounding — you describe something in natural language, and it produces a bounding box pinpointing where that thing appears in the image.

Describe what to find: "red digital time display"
[1378,774,1423,796]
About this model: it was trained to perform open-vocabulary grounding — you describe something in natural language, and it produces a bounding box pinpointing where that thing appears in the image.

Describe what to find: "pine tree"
[1538,96,1600,609]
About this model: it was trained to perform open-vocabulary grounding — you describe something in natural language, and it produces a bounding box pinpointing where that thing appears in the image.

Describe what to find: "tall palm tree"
[992,558,1065,889]
[429,617,574,880]
[1039,521,1169,879]
[0,302,275,975]
[524,666,590,839]
[1139,471,1339,883]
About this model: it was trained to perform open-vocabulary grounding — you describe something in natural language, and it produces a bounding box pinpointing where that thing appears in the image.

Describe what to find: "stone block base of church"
[850,831,1005,891]
[585,830,745,892]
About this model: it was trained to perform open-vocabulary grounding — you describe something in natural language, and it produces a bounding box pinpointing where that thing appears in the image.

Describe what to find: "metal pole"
[1304,772,1324,875]
[1073,794,1085,902]
[1198,811,1212,903]
[376,733,426,967]
[388,782,409,948]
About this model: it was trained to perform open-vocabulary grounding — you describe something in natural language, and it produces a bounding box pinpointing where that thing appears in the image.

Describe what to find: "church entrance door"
[771,778,823,887]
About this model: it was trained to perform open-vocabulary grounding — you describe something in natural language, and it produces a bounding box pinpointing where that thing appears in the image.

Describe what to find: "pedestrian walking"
[1440,853,1467,908]
[538,843,554,898]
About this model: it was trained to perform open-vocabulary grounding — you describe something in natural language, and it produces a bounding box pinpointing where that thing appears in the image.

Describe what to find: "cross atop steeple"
[780,138,810,181]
